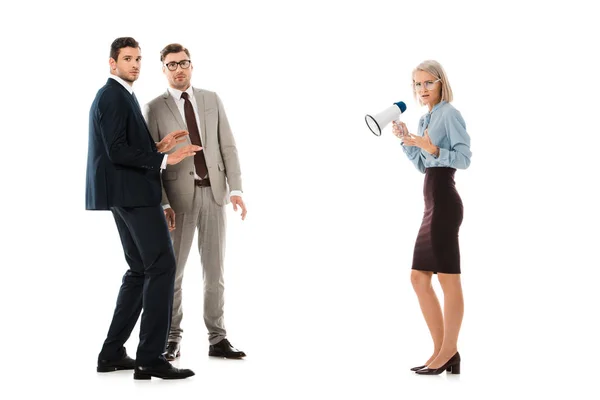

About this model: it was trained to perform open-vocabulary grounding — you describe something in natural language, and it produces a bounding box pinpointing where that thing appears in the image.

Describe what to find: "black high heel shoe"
[410,365,427,371]
[415,352,460,375]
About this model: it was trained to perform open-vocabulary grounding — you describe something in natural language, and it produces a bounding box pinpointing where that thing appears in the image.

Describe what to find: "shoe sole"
[133,372,195,380]
[208,353,246,359]
[97,365,135,373]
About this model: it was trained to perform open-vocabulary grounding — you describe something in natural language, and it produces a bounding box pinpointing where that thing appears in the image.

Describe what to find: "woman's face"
[413,70,442,109]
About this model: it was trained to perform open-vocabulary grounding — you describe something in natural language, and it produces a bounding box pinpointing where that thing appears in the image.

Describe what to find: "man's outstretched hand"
[157,130,189,153]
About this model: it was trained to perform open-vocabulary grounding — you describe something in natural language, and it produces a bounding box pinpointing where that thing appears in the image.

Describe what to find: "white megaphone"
[365,101,407,136]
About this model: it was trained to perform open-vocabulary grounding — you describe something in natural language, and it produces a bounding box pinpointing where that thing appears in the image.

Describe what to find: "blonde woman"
[393,60,471,375]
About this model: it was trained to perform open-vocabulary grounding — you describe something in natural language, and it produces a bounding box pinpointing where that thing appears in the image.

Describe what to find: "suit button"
[189,171,194,175]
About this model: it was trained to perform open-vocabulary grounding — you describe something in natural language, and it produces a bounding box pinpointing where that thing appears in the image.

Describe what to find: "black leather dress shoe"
[208,338,246,359]
[164,342,181,361]
[133,363,195,380]
[410,365,427,371]
[97,354,136,372]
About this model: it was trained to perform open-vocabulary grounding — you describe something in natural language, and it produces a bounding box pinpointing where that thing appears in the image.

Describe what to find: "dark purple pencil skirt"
[412,167,464,274]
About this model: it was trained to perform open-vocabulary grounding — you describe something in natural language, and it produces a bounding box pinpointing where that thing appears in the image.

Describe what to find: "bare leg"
[427,273,464,369]
[411,270,444,365]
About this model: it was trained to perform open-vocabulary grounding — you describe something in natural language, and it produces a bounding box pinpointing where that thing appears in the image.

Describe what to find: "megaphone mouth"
[365,115,382,136]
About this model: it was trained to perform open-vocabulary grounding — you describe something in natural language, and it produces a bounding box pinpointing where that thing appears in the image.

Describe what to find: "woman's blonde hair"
[412,60,453,106]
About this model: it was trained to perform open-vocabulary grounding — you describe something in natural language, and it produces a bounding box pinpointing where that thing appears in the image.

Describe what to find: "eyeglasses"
[413,79,441,91]
[165,60,192,71]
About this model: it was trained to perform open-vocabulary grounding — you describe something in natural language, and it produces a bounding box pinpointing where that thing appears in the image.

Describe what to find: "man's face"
[163,51,193,90]
[109,47,141,83]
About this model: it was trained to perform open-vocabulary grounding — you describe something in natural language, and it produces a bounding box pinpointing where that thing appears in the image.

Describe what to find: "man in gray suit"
[143,43,247,360]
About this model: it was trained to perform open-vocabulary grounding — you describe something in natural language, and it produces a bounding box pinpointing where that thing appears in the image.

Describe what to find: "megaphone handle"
[396,119,404,135]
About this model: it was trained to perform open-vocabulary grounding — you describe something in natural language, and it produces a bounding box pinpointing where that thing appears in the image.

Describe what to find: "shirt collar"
[430,100,447,114]
[108,74,134,95]
[168,86,194,100]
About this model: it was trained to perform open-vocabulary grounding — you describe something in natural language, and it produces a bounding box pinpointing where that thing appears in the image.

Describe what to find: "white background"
[1,0,599,398]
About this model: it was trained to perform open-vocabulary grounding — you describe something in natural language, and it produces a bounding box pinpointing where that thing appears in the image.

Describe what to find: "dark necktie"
[181,92,208,179]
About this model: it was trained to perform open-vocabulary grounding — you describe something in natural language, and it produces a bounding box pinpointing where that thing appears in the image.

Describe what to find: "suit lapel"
[164,91,188,131]
[107,79,156,150]
[193,88,207,146]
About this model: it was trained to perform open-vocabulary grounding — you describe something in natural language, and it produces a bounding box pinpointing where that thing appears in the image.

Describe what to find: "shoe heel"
[448,362,460,374]
[134,372,152,380]
[97,366,117,373]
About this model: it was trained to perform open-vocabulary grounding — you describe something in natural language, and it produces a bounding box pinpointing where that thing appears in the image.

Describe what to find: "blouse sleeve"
[437,108,471,169]
[401,143,426,173]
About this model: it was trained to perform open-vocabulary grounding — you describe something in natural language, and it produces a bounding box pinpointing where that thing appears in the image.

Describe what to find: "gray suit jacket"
[143,88,242,211]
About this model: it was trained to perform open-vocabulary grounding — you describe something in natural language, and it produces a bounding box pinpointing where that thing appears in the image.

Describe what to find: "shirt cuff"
[230,190,243,198]
[160,155,168,170]
[162,204,171,209]
[422,148,447,166]
[437,147,450,165]
[422,148,435,161]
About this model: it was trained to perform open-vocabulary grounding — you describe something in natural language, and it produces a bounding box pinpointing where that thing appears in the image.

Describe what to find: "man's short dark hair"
[110,37,140,61]
[160,43,191,62]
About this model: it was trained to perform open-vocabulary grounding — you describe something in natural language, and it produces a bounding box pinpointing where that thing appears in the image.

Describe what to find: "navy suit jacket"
[86,78,164,210]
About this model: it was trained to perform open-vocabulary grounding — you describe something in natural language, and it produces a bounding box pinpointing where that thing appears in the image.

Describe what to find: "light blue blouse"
[402,101,472,173]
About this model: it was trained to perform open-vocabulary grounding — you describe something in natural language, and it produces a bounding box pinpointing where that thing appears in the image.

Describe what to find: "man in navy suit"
[86,37,200,380]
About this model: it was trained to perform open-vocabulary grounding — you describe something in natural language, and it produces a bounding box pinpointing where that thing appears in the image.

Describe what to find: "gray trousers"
[169,186,226,345]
